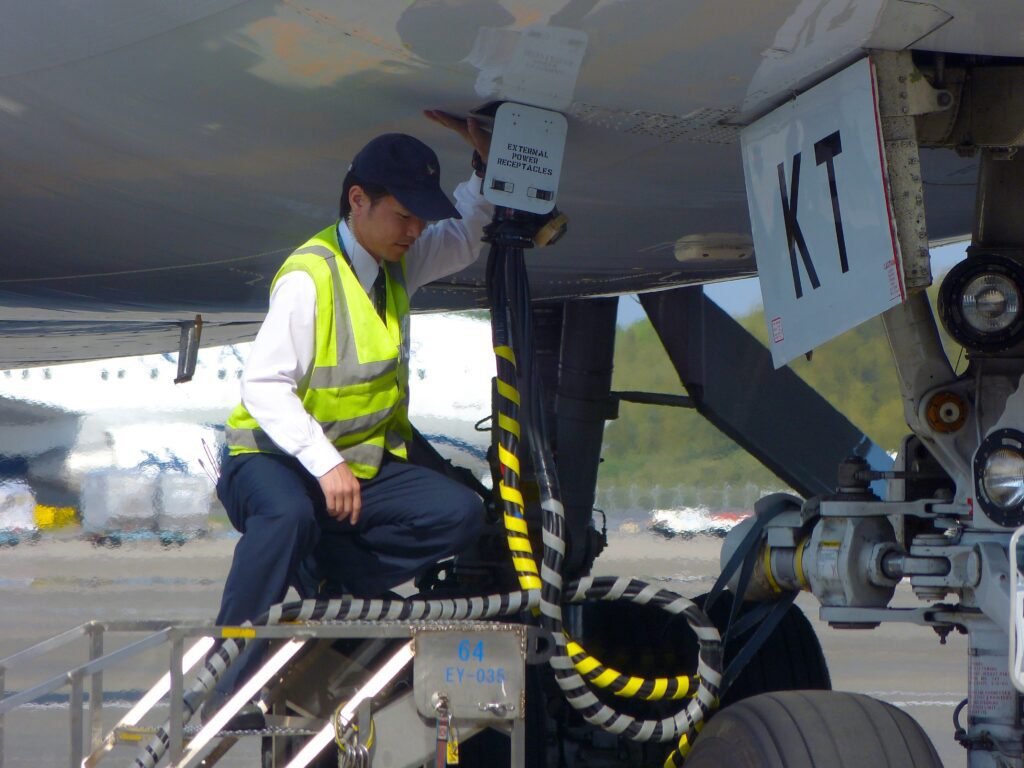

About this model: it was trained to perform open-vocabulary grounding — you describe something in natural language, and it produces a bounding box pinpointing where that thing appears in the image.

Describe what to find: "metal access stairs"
[0,619,537,768]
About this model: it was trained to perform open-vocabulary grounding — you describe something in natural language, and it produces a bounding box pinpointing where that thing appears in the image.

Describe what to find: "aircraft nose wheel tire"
[684,690,943,768]
[694,591,830,707]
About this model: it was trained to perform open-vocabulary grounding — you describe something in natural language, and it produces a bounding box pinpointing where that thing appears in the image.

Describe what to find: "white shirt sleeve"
[239,271,343,478]
[239,171,492,478]
[404,172,494,296]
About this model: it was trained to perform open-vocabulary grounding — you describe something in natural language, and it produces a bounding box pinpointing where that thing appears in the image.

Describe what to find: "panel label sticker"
[485,102,567,214]
[444,639,509,687]
[500,26,588,112]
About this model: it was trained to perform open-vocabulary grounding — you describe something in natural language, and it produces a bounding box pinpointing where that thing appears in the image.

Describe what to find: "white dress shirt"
[239,172,493,478]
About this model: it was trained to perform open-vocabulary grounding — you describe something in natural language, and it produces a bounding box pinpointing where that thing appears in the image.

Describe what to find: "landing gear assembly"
[706,53,1024,768]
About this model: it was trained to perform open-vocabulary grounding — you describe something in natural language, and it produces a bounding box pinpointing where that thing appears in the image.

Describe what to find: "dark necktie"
[371,268,387,322]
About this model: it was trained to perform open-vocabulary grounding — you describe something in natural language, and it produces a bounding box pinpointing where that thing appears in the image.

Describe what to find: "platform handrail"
[0,623,98,672]
[0,628,173,716]
[0,620,178,673]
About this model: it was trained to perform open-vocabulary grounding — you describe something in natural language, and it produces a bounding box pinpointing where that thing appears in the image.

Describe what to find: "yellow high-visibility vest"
[225,224,411,479]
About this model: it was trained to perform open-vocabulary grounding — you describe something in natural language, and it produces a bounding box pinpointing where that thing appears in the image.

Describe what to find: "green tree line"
[599,286,961,493]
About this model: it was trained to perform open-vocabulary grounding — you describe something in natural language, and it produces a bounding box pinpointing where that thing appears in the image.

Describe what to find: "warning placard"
[494,143,555,176]
[484,103,567,215]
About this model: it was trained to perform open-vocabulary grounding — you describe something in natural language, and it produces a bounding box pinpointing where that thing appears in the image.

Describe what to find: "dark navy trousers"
[213,451,483,694]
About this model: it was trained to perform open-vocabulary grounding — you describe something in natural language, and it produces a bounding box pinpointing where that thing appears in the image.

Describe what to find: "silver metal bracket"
[818,497,967,520]
[819,604,967,628]
[872,51,950,292]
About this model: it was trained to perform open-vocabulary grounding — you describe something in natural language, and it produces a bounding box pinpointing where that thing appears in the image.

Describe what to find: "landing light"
[962,274,1020,333]
[939,254,1024,352]
[975,429,1024,527]
[983,448,1024,510]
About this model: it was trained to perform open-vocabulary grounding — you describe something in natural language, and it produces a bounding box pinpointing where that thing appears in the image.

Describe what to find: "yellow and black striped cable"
[565,640,699,701]
[493,344,542,594]
[492,342,704,711]
[664,720,704,767]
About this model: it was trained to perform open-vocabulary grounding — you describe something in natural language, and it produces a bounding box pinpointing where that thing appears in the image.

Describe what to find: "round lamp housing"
[939,254,1024,353]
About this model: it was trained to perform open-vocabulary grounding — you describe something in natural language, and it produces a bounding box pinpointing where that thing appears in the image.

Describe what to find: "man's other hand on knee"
[318,463,362,524]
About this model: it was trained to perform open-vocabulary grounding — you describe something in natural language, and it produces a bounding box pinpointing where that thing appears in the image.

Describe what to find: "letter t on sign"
[814,131,849,274]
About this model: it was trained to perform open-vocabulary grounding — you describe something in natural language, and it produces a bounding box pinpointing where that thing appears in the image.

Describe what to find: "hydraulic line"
[134,208,723,768]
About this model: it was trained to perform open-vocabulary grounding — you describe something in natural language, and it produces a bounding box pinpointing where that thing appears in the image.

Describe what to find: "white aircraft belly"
[0,0,1004,363]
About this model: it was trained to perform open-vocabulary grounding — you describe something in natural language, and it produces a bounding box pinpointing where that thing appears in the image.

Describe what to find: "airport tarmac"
[0,529,966,767]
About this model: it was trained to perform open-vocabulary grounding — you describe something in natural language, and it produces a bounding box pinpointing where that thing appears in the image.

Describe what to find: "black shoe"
[201,692,266,731]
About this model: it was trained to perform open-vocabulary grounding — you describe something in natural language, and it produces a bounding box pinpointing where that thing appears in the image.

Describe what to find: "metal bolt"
[478,702,513,717]
[432,693,450,714]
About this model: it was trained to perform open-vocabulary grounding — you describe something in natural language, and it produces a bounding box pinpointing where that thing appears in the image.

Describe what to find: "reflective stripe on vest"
[225,226,411,479]
[292,243,406,389]
[225,428,388,473]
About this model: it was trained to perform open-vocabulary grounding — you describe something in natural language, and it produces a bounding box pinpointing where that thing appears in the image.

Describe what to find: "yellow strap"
[592,669,620,688]
[645,678,668,700]
[677,732,693,757]
[519,575,543,590]
[494,345,516,365]
[497,413,521,438]
[498,444,520,476]
[565,638,589,659]
[496,379,521,405]
[512,556,539,574]
[221,627,256,639]
[619,676,644,697]
[763,543,783,594]
[795,536,810,590]
[671,677,691,699]
[506,536,533,553]
[503,513,529,534]
[574,655,602,675]
[499,482,525,509]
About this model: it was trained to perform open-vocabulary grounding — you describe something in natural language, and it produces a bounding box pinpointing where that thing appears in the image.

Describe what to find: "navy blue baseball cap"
[349,133,461,221]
